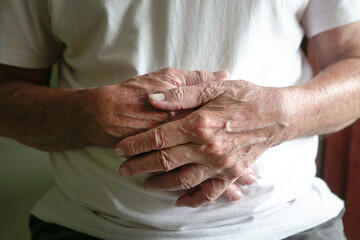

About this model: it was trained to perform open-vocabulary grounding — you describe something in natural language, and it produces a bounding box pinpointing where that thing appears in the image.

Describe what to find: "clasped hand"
[116,79,293,207]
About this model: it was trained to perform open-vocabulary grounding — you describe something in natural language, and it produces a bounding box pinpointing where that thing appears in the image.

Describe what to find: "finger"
[176,178,231,208]
[236,168,256,186]
[166,68,229,87]
[222,183,242,202]
[148,81,227,111]
[144,164,213,191]
[119,145,199,176]
[115,117,192,157]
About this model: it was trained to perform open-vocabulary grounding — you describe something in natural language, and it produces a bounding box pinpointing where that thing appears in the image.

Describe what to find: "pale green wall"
[0,137,54,240]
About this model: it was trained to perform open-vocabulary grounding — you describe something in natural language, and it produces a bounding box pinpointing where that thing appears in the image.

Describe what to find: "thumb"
[148,81,226,110]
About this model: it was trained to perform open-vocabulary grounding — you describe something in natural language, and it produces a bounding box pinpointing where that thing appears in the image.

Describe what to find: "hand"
[116,80,292,207]
[79,68,228,148]
[179,168,256,205]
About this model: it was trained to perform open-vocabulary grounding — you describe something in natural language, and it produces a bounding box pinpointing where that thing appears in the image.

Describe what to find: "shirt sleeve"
[0,0,62,69]
[302,0,360,38]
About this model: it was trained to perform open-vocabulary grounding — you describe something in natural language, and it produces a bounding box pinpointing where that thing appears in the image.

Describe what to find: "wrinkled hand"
[116,80,292,207]
[81,68,227,148]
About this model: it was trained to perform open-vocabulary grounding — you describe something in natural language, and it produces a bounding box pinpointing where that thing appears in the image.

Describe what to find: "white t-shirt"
[1,0,359,239]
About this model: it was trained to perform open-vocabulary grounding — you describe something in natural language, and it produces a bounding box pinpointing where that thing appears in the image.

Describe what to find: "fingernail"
[245,174,256,185]
[115,148,125,157]
[119,167,130,176]
[230,190,242,201]
[169,111,176,117]
[149,93,165,102]
[213,69,229,79]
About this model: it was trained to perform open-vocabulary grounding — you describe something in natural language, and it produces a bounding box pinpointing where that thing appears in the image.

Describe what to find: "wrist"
[275,86,304,141]
[75,84,139,148]
[73,86,112,148]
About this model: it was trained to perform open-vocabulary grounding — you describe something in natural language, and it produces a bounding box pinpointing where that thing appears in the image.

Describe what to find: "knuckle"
[228,166,243,180]
[192,113,213,139]
[202,85,218,99]
[195,112,212,127]
[193,70,213,83]
[204,140,223,156]
[185,71,201,85]
[174,87,185,101]
[157,150,174,172]
[177,172,194,190]
[219,157,237,169]
[203,192,217,202]
[193,70,204,81]
[161,67,174,74]
[149,128,166,149]
[201,182,219,202]
[128,139,139,155]
[192,126,210,139]
[238,158,251,169]
[231,165,244,177]
[162,67,180,83]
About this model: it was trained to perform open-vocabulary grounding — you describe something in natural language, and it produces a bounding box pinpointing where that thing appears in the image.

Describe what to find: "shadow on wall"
[0,137,54,240]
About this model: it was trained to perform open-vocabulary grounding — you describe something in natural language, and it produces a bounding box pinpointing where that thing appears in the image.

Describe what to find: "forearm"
[285,58,360,139]
[0,67,219,152]
[0,80,92,151]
